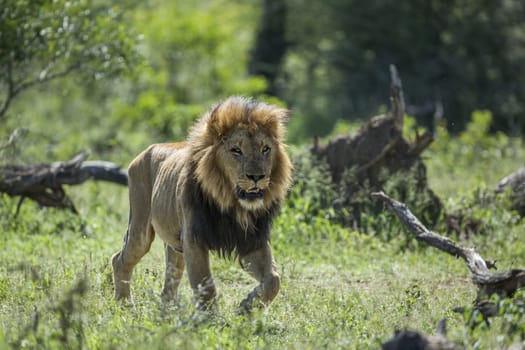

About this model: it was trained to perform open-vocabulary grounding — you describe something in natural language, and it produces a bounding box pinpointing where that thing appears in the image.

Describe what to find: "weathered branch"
[494,167,525,216]
[389,64,405,132]
[494,167,525,194]
[408,131,434,156]
[371,191,525,299]
[311,65,434,183]
[354,63,426,173]
[0,151,128,213]
[355,136,401,174]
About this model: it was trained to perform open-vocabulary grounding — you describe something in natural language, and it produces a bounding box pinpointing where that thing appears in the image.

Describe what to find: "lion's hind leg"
[160,243,185,303]
[112,213,155,302]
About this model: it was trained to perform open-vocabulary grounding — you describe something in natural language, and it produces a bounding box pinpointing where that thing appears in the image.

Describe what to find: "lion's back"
[126,143,188,242]
[128,142,187,187]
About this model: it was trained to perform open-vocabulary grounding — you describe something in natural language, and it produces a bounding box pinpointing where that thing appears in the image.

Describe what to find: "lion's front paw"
[239,289,264,313]
[194,292,218,313]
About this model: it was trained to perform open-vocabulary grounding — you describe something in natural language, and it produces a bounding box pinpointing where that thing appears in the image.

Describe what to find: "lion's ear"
[267,108,289,141]
[272,108,289,123]
[206,102,224,140]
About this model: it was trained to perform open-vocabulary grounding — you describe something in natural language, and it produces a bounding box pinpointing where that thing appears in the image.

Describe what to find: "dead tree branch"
[311,65,435,184]
[305,65,441,229]
[371,191,525,300]
[0,151,128,213]
[389,64,405,133]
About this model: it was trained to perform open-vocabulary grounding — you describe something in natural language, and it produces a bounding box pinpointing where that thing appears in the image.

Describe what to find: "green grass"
[0,199,476,349]
[1,126,525,349]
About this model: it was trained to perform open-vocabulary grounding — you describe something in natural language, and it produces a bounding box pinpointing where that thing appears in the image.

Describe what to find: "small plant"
[8,277,88,349]
[459,291,525,348]
[288,152,341,224]
[498,290,525,340]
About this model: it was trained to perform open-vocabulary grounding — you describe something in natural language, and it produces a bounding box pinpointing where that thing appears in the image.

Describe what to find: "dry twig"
[371,191,525,300]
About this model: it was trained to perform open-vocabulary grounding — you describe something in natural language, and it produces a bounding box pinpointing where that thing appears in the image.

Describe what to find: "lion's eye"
[262,145,271,155]
[230,147,243,156]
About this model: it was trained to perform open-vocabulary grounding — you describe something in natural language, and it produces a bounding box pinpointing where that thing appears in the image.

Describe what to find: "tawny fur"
[111,96,293,310]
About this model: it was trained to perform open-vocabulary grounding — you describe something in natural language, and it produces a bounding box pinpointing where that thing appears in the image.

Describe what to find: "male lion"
[111,96,293,311]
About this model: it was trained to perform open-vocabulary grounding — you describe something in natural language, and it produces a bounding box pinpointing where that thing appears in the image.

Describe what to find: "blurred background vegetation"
[2,1,525,348]
[2,0,525,163]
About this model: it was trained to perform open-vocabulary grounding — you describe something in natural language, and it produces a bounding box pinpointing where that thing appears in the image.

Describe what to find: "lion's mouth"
[236,186,264,201]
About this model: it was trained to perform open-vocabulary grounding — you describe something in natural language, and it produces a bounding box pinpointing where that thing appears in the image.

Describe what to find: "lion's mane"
[181,96,293,257]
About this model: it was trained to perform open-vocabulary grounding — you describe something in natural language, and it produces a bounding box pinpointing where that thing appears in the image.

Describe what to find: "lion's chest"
[184,180,279,257]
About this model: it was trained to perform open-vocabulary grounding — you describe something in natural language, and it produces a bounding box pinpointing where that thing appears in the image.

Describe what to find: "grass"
[0,201,476,349]
[1,125,525,349]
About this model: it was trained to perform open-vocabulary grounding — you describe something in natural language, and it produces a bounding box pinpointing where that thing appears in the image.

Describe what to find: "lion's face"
[190,96,293,224]
[217,129,276,211]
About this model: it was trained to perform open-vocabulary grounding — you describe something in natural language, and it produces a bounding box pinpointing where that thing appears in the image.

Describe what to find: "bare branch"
[0,128,28,155]
[13,63,82,98]
[371,191,492,276]
[371,191,525,299]
[389,64,405,132]
[494,167,525,194]
[0,62,82,120]
[0,56,16,119]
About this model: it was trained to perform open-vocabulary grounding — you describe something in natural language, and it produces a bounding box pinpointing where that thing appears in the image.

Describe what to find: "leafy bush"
[289,151,442,244]
[427,110,523,198]
[458,291,525,348]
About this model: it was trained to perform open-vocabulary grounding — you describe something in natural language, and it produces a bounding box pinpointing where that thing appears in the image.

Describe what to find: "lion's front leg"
[239,242,280,312]
[183,238,217,310]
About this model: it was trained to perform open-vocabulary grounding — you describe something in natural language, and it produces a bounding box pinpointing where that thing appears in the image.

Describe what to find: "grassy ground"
[1,129,525,349]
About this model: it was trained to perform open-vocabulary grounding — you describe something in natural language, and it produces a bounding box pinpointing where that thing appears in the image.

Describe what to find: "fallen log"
[372,191,525,317]
[0,151,128,214]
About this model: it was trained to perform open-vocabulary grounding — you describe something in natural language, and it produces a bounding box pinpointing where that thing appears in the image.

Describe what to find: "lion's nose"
[246,173,265,182]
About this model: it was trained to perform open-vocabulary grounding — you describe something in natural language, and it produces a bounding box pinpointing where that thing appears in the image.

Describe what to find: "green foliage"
[0,0,142,164]
[459,291,525,348]
[1,1,525,349]
[399,284,427,317]
[0,0,139,117]
[280,0,525,141]
[2,0,270,164]
[287,153,340,224]
[498,291,525,339]
[106,0,269,144]
[289,151,441,244]
[132,0,265,103]
[427,110,524,198]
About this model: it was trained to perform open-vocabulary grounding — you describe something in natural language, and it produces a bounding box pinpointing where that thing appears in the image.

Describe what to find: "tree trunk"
[248,0,288,96]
